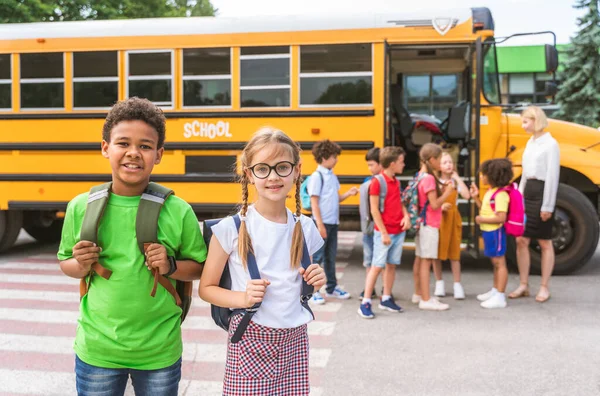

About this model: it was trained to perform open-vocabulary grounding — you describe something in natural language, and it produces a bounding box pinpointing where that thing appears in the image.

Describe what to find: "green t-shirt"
[57,191,207,370]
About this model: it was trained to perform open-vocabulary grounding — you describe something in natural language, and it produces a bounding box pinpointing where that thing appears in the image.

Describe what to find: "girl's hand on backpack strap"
[299,264,326,289]
[73,240,102,272]
[245,279,271,307]
[540,211,552,222]
[442,203,452,211]
[145,243,170,275]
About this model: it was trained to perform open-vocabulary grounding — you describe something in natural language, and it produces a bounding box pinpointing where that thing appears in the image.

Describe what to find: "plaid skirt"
[223,314,310,396]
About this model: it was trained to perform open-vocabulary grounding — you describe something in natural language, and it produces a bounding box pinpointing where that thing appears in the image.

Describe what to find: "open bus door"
[464,37,485,258]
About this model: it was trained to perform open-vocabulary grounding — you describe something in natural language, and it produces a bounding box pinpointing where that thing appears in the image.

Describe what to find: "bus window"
[183,48,231,107]
[127,50,173,107]
[240,46,290,107]
[0,54,10,110]
[20,52,64,110]
[482,44,500,104]
[299,43,372,106]
[404,74,459,119]
[73,51,118,109]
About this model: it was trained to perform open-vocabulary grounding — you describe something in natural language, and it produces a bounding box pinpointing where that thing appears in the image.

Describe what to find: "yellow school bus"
[0,8,598,273]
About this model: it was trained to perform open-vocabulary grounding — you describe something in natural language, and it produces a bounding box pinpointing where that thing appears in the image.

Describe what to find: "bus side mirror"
[544,81,558,97]
[545,44,559,73]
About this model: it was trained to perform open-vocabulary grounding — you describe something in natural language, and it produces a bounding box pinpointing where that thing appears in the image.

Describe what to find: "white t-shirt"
[212,205,324,328]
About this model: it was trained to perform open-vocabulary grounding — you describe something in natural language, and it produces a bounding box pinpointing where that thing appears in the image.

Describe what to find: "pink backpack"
[490,182,526,237]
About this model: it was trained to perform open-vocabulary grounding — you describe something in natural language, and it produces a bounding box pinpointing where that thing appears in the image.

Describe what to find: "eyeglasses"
[247,161,296,179]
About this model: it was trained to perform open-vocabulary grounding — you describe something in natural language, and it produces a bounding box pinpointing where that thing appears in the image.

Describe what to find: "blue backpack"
[300,171,324,212]
[202,214,314,344]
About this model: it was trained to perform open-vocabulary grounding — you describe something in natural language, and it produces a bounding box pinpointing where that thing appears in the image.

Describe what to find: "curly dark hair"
[312,139,342,164]
[102,97,166,148]
[480,158,514,188]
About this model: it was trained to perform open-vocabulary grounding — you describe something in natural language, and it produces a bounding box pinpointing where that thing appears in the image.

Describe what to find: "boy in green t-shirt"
[58,97,207,396]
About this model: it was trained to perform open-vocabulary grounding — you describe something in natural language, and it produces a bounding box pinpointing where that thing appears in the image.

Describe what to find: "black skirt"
[523,179,554,240]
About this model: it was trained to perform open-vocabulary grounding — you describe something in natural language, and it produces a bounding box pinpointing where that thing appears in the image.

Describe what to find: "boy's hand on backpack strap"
[299,264,326,289]
[245,279,270,308]
[145,243,170,275]
[73,240,102,272]
[540,212,552,222]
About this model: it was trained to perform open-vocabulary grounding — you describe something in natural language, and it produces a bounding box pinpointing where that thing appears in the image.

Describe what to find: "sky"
[210,0,584,46]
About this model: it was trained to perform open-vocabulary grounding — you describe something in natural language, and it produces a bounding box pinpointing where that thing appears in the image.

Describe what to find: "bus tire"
[24,219,64,244]
[0,210,24,252]
[507,184,599,275]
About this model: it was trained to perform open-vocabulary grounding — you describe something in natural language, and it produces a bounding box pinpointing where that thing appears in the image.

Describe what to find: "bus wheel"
[508,184,599,275]
[24,219,64,243]
[23,211,64,244]
[0,210,24,252]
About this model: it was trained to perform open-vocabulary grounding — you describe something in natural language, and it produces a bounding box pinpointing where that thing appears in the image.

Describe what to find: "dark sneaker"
[378,297,404,313]
[357,302,375,319]
[360,290,378,299]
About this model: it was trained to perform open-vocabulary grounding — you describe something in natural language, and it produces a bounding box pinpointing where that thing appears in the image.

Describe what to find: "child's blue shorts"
[482,227,507,258]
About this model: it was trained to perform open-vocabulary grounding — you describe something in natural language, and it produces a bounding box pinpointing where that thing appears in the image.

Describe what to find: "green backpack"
[78,181,193,323]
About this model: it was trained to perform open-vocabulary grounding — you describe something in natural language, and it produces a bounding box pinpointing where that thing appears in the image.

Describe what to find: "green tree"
[0,0,216,23]
[554,0,600,127]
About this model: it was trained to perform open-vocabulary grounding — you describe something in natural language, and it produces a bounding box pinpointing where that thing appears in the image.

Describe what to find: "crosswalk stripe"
[0,333,331,367]
[2,273,77,286]
[0,263,62,271]
[0,307,334,336]
[0,289,79,302]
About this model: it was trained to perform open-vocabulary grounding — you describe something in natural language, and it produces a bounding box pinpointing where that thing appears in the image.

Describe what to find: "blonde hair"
[238,127,305,269]
[521,106,548,132]
[419,143,443,195]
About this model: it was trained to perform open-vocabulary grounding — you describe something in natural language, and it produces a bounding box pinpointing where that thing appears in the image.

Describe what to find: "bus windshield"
[482,42,501,104]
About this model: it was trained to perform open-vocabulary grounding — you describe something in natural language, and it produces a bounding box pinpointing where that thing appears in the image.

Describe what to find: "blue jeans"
[75,355,181,396]
[313,223,338,294]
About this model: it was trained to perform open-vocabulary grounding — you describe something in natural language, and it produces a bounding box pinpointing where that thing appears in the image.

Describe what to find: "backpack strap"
[489,187,507,212]
[230,214,263,343]
[374,174,387,214]
[229,214,315,343]
[136,182,181,306]
[299,219,315,320]
[78,183,114,299]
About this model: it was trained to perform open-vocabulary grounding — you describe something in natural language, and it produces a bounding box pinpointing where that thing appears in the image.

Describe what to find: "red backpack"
[490,182,526,237]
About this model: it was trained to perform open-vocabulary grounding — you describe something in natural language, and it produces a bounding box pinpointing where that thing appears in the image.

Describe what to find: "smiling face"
[101,120,164,196]
[522,116,536,134]
[245,143,300,204]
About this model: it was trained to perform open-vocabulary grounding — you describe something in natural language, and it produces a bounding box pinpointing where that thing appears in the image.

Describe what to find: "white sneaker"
[419,298,450,311]
[310,292,325,305]
[477,288,497,302]
[434,280,446,297]
[411,294,422,304]
[453,283,465,300]
[480,293,507,309]
[326,286,351,300]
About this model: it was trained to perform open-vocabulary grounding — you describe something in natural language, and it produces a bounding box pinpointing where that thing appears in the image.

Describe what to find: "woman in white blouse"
[509,106,560,302]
